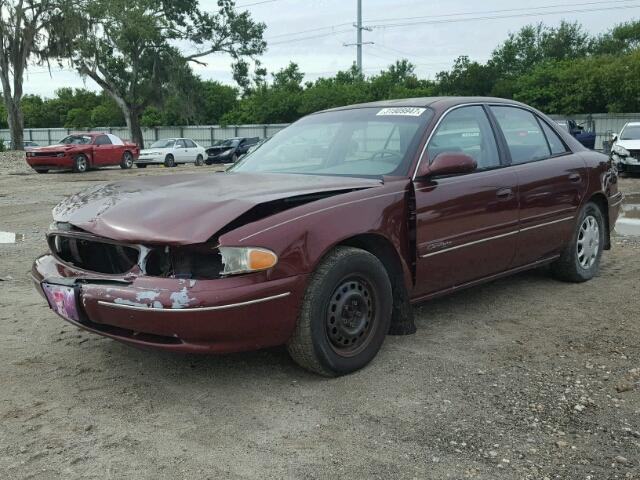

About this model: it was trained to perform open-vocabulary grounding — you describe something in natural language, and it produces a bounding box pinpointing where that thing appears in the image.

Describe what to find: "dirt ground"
[1,153,639,480]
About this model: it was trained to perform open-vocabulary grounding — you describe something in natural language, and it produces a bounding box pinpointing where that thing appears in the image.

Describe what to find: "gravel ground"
[1,152,639,479]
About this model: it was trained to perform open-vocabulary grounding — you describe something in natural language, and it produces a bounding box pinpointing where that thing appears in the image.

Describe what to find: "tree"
[0,0,82,149]
[70,0,265,147]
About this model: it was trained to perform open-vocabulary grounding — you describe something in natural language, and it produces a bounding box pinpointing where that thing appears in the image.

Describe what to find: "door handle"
[569,173,581,183]
[496,187,513,199]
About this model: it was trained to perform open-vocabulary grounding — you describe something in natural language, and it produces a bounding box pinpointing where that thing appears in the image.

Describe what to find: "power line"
[265,0,639,44]
[362,0,639,25]
[236,0,281,8]
[369,3,640,29]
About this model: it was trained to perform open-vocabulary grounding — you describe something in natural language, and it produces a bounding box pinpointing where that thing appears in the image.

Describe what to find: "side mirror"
[416,152,477,178]
[611,134,618,142]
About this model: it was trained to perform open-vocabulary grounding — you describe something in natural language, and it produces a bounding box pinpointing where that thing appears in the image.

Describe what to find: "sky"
[22,0,640,97]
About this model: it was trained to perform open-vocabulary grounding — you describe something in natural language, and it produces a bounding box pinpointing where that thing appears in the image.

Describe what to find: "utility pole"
[344,0,373,74]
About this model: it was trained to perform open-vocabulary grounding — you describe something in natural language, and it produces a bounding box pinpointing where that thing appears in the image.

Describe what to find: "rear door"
[489,105,586,266]
[413,105,519,297]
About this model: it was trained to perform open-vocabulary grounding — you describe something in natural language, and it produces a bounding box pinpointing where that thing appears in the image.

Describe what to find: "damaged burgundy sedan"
[33,97,622,376]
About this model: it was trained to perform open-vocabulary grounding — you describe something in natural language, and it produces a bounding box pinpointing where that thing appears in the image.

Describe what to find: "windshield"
[221,139,240,147]
[621,125,640,140]
[59,135,92,145]
[231,107,432,178]
[150,139,175,148]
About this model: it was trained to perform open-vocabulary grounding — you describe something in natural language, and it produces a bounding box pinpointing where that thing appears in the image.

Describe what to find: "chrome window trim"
[97,291,291,312]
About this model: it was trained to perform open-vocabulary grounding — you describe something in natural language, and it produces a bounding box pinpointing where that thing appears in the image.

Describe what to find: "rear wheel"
[551,201,605,282]
[120,151,134,169]
[195,154,204,166]
[287,247,392,376]
[73,155,88,173]
[164,154,176,168]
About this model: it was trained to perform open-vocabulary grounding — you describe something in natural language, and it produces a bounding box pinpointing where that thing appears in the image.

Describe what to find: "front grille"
[629,150,640,160]
[31,151,64,157]
[48,234,139,274]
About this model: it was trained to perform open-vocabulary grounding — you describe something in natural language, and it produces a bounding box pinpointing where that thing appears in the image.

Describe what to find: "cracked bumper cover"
[32,254,308,353]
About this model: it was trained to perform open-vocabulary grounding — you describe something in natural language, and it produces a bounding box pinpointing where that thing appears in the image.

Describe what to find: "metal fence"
[549,113,640,151]
[2,114,640,150]
[0,124,289,147]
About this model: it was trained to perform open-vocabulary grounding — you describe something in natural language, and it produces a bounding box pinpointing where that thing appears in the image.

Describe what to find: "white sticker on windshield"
[376,107,426,117]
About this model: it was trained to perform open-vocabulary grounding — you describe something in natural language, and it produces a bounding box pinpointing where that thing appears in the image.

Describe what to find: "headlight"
[613,144,630,156]
[219,247,278,275]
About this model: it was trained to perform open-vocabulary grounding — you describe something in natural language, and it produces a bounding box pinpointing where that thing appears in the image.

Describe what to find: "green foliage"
[67,0,266,146]
[140,106,164,127]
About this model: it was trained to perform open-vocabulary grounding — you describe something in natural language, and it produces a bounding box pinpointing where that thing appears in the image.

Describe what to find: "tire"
[231,153,238,163]
[287,246,393,376]
[195,154,204,166]
[34,169,49,174]
[551,201,605,283]
[120,151,133,169]
[164,154,176,168]
[73,155,88,173]
[135,163,147,168]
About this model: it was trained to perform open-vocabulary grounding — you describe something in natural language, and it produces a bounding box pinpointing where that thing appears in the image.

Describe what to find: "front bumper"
[613,154,640,173]
[33,254,307,353]
[135,156,162,164]
[26,155,72,169]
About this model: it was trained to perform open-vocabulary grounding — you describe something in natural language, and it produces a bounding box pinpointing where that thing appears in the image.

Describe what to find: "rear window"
[491,106,550,164]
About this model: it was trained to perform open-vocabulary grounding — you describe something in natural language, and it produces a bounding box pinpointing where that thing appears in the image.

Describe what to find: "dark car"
[33,97,621,376]
[205,137,260,164]
[556,119,596,149]
[25,133,139,173]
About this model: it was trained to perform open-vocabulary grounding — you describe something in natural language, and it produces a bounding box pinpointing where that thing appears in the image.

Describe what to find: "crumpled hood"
[52,172,381,245]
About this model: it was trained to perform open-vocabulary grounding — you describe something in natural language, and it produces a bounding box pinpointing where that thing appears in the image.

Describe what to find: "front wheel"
[120,151,133,169]
[551,201,605,282]
[287,247,392,376]
[164,154,176,168]
[73,155,88,173]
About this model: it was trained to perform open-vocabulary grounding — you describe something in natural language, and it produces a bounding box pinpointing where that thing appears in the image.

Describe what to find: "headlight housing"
[219,247,278,276]
[613,144,630,156]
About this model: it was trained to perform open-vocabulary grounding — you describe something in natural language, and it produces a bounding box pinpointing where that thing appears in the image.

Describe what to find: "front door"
[413,105,519,298]
[489,106,586,266]
[93,135,114,166]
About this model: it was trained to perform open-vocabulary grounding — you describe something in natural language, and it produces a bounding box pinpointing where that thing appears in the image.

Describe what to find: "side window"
[175,140,186,148]
[490,106,551,164]
[95,135,112,146]
[185,139,196,148]
[539,120,569,155]
[427,106,500,169]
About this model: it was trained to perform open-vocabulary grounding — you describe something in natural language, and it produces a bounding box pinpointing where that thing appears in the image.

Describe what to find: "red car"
[25,133,139,173]
[32,97,622,376]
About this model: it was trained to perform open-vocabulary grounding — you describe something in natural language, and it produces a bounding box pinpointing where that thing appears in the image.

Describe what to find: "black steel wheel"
[287,246,392,376]
[164,154,176,167]
[325,276,376,356]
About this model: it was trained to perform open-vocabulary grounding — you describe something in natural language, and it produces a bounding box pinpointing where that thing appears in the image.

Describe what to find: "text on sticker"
[377,107,426,117]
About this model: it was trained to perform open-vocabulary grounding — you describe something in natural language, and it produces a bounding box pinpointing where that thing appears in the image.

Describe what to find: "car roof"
[319,96,530,114]
[624,122,640,127]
